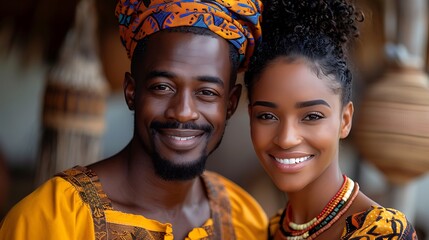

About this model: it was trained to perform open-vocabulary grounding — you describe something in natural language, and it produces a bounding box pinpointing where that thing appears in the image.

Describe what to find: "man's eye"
[197,89,218,96]
[151,84,173,91]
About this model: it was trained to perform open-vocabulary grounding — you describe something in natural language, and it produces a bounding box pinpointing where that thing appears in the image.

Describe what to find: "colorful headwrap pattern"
[115,0,263,70]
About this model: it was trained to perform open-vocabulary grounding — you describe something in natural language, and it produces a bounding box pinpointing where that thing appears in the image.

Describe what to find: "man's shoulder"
[0,175,94,239]
[203,170,261,205]
[203,170,251,201]
[203,172,267,216]
[204,171,268,239]
[4,165,96,221]
[5,175,83,215]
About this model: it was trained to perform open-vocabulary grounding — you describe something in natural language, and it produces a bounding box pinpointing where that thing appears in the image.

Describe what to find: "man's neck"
[120,140,208,211]
[89,141,212,238]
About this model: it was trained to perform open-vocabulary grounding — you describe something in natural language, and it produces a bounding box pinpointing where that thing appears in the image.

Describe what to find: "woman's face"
[248,58,353,193]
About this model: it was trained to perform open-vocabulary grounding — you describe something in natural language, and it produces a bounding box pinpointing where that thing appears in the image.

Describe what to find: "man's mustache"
[150,121,213,133]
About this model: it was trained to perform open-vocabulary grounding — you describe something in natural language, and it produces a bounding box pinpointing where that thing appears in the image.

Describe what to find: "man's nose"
[165,90,199,123]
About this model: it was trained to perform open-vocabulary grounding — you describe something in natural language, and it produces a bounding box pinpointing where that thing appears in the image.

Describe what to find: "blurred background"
[0,0,429,238]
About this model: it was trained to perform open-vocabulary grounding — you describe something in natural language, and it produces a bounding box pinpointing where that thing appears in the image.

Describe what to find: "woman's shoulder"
[342,205,418,239]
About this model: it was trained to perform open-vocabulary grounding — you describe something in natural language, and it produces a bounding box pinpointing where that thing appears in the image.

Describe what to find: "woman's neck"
[286,166,344,223]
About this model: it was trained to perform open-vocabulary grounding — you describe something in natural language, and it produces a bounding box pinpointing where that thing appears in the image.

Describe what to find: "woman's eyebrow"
[252,101,278,108]
[296,99,331,108]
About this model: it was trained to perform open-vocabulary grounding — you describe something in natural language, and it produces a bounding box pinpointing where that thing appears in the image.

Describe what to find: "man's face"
[125,31,241,181]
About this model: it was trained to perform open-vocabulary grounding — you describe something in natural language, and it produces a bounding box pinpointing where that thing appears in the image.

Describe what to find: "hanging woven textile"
[36,0,108,185]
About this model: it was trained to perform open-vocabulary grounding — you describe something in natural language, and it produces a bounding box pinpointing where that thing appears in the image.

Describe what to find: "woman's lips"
[268,153,315,172]
[273,155,313,165]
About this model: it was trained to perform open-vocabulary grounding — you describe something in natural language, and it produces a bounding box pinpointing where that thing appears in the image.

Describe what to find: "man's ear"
[247,103,252,118]
[340,102,354,139]
[124,72,136,111]
[226,84,242,120]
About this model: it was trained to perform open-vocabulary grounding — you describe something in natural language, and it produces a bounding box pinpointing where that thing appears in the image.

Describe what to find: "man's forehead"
[133,31,232,86]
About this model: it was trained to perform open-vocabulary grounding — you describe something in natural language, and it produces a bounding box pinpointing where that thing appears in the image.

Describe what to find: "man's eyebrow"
[252,101,278,108]
[197,76,224,88]
[296,99,331,108]
[145,70,175,80]
[144,71,224,88]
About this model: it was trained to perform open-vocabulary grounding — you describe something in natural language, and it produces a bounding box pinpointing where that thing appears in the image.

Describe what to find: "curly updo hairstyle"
[244,0,364,105]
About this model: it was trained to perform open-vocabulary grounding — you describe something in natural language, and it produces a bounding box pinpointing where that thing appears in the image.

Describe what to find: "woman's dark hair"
[244,0,363,105]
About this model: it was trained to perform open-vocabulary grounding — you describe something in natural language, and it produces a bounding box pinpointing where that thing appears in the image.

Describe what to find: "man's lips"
[155,129,206,151]
[158,129,205,137]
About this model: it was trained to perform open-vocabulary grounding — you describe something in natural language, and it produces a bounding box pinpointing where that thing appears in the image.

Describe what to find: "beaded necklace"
[277,175,359,240]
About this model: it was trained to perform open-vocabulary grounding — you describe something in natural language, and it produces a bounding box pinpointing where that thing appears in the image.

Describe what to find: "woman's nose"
[273,121,302,149]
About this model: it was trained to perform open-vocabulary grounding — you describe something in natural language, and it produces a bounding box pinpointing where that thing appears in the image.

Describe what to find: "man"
[0,0,267,239]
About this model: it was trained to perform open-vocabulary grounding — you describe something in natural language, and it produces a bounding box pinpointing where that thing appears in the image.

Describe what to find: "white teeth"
[170,136,195,141]
[275,156,311,165]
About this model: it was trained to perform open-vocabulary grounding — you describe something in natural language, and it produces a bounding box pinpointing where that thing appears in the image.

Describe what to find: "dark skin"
[317,193,377,239]
[89,31,242,239]
[248,59,377,239]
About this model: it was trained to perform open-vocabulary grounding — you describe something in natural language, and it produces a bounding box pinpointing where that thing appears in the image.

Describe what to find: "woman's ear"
[340,102,354,139]
[124,72,136,111]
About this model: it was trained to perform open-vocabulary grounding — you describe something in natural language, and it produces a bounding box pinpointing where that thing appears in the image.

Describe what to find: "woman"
[244,0,417,239]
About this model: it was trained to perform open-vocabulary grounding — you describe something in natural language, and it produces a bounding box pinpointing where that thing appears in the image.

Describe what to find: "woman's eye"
[303,112,324,121]
[257,113,278,120]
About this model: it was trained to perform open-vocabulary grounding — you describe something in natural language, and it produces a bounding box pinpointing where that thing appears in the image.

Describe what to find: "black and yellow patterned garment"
[341,206,417,239]
[0,166,267,239]
[269,206,418,239]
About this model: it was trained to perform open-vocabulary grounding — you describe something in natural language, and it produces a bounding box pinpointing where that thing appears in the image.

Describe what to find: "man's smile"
[156,129,206,151]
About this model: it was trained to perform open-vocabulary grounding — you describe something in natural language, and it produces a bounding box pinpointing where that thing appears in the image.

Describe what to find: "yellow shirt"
[0,167,267,239]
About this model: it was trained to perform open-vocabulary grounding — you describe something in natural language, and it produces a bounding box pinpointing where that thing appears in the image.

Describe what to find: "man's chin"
[152,154,208,181]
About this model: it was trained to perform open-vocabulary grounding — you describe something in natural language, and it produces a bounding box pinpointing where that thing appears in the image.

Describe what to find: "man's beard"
[151,148,208,181]
[146,120,224,181]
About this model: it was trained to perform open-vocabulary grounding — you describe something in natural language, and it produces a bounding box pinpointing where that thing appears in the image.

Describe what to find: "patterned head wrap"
[115,0,263,71]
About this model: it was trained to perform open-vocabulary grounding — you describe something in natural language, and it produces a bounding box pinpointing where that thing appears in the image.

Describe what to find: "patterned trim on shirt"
[57,166,235,240]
